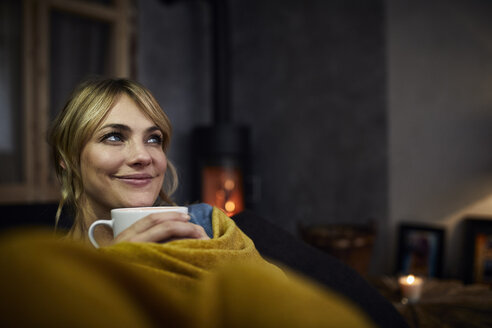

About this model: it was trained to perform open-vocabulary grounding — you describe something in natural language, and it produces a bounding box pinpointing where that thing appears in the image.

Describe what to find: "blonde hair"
[48,77,178,234]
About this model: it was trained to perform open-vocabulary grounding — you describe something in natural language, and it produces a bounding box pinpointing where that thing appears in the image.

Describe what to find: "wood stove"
[192,0,251,215]
[193,125,250,216]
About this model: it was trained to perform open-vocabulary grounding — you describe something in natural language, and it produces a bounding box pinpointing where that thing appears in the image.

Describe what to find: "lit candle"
[398,274,423,303]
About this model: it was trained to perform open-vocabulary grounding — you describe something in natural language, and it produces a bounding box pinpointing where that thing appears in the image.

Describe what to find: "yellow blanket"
[0,207,374,327]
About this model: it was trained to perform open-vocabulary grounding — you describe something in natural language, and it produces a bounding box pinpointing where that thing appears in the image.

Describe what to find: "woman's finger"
[121,221,209,244]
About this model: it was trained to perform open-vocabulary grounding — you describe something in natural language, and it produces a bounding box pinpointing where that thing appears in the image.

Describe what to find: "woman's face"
[80,94,167,218]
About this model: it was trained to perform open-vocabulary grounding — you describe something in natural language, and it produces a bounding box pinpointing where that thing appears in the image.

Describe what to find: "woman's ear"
[59,159,66,170]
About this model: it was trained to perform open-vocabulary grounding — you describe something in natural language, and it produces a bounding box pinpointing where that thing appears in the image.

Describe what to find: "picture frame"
[396,223,445,278]
[463,218,492,285]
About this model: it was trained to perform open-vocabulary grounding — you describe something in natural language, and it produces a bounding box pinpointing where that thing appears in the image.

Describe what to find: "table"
[369,277,492,328]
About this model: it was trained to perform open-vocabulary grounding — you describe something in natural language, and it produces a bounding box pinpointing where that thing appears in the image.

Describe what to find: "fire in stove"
[202,165,244,216]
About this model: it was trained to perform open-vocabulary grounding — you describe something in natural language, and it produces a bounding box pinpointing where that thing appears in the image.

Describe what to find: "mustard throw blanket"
[0,207,374,327]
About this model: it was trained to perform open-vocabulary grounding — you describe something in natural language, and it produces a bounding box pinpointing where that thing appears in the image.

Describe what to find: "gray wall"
[231,1,387,233]
[140,0,492,277]
[138,0,388,275]
[388,0,492,277]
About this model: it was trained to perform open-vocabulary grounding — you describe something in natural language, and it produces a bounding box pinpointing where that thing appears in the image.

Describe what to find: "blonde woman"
[48,77,211,246]
[0,76,378,328]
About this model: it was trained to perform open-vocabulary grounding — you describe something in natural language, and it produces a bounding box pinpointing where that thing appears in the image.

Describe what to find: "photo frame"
[396,223,445,278]
[463,218,492,285]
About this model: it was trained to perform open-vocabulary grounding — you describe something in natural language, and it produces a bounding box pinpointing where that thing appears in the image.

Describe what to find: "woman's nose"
[127,142,152,166]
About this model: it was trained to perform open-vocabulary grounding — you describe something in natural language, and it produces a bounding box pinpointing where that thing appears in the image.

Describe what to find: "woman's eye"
[101,132,123,143]
[148,134,163,144]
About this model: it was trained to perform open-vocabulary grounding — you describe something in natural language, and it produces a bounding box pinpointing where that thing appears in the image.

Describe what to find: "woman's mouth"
[114,173,154,186]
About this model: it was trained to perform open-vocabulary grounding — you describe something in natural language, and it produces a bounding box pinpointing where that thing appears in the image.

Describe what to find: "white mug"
[88,206,188,248]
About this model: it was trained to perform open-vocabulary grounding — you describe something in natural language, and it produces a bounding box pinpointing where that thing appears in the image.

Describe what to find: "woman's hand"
[113,211,210,244]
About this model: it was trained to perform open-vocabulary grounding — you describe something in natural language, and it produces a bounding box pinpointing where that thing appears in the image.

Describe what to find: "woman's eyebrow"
[100,123,130,132]
[99,124,161,133]
[146,126,161,133]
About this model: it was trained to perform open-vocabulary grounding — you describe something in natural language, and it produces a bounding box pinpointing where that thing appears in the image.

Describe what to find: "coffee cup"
[88,206,188,248]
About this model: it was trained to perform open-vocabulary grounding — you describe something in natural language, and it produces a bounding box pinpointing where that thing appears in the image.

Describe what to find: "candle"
[398,274,423,303]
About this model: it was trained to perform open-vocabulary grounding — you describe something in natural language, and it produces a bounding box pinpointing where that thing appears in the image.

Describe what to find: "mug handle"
[88,220,113,248]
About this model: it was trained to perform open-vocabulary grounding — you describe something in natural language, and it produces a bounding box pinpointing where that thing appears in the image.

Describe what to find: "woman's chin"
[121,199,156,209]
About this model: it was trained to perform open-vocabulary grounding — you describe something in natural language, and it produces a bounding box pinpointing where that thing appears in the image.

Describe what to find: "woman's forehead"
[99,94,157,128]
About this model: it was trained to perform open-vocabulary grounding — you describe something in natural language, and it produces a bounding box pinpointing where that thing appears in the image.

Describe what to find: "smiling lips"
[114,173,155,186]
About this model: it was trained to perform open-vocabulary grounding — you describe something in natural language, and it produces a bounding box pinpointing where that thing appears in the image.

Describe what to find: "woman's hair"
[48,77,178,234]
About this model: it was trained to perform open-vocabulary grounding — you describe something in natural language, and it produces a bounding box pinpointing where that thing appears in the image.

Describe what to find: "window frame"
[0,0,135,203]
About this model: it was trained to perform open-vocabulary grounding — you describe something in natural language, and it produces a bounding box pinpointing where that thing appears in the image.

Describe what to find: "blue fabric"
[187,203,214,238]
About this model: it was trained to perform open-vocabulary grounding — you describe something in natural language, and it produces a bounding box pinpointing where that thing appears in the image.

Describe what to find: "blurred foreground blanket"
[0,208,374,327]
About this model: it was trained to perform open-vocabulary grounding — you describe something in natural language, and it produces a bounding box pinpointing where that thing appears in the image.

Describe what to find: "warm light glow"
[224,179,235,191]
[202,166,244,216]
[215,189,225,199]
[225,201,236,213]
[399,274,423,303]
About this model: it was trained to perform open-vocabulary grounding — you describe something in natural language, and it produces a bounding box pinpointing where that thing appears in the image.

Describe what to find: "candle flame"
[406,275,415,284]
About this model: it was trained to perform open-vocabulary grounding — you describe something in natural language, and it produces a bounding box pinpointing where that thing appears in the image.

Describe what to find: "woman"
[0,76,376,327]
[48,77,210,246]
